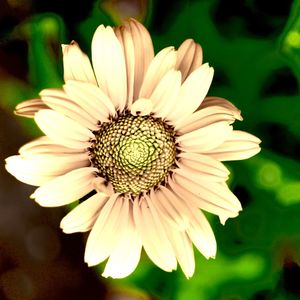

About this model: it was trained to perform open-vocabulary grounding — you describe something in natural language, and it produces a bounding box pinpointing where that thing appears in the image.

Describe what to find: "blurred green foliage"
[1,0,300,299]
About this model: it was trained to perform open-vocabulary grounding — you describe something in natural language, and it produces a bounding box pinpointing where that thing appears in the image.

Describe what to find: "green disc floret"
[91,113,176,195]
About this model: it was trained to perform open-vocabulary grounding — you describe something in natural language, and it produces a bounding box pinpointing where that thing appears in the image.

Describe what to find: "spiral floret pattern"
[92,113,176,195]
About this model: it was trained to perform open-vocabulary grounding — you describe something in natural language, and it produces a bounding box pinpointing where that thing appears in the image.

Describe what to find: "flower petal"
[168,174,240,223]
[60,192,109,233]
[30,167,97,207]
[130,98,153,116]
[92,25,127,111]
[178,172,241,210]
[19,136,83,156]
[204,130,261,161]
[175,152,229,181]
[150,187,190,231]
[14,99,49,118]
[186,206,217,259]
[139,46,177,99]
[164,226,195,278]
[64,80,116,122]
[8,152,89,178]
[62,41,97,84]
[169,63,214,122]
[84,193,124,266]
[115,19,154,105]
[41,89,99,130]
[5,155,55,186]
[168,176,218,259]
[176,39,203,82]
[150,69,182,121]
[177,121,233,152]
[201,96,243,121]
[102,204,142,278]
[174,105,237,134]
[114,26,135,107]
[171,172,241,213]
[35,109,94,149]
[133,194,177,272]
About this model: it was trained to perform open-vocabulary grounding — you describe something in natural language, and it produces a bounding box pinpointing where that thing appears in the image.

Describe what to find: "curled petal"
[115,18,154,104]
[15,99,48,118]
[176,39,203,82]
[62,41,97,84]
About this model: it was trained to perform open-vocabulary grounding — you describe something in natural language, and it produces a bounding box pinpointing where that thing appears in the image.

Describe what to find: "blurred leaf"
[25,14,65,89]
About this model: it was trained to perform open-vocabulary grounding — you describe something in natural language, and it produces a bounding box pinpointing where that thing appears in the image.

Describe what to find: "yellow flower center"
[91,113,176,195]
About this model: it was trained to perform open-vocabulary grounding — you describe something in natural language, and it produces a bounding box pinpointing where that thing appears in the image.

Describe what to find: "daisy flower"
[5,19,261,278]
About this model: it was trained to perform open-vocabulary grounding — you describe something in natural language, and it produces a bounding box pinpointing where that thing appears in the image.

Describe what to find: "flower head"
[5,19,261,278]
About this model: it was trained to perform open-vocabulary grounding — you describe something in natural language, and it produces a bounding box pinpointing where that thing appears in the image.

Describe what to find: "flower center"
[91,113,176,196]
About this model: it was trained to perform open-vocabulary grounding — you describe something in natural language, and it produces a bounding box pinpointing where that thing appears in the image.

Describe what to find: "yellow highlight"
[286,31,300,48]
[41,17,60,34]
[257,162,282,189]
[277,182,300,206]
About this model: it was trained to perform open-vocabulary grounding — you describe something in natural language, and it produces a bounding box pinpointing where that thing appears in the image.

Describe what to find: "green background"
[0,0,300,299]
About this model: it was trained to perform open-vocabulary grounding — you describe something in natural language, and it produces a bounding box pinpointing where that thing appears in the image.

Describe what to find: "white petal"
[15,99,48,118]
[173,163,227,182]
[60,192,109,233]
[102,205,142,278]
[84,193,124,266]
[115,19,154,104]
[172,152,229,182]
[178,172,242,210]
[164,226,195,278]
[171,172,242,212]
[130,98,153,116]
[128,19,154,99]
[62,41,97,84]
[92,177,114,196]
[139,47,177,99]
[31,167,97,207]
[177,121,233,152]
[92,25,127,112]
[114,26,135,107]
[168,175,239,222]
[150,187,190,231]
[169,63,214,122]
[133,195,177,272]
[174,106,236,134]
[186,207,217,259]
[176,39,203,82]
[150,69,182,121]
[19,136,83,156]
[204,130,261,161]
[35,109,94,149]
[177,152,229,180]
[16,152,89,176]
[41,89,99,130]
[5,155,54,186]
[201,96,243,121]
[64,81,116,123]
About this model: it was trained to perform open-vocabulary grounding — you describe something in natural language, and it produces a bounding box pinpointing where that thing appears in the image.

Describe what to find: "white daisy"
[5,19,261,279]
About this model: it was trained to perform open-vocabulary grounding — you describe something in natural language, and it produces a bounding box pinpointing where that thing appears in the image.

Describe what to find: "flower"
[5,18,261,279]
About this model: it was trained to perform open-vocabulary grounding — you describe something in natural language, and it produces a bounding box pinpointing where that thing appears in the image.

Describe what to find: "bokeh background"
[1,0,300,299]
